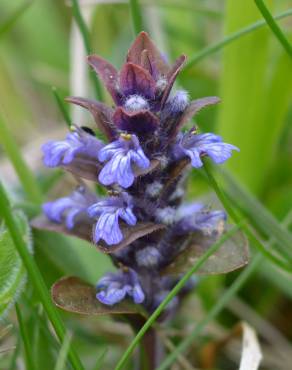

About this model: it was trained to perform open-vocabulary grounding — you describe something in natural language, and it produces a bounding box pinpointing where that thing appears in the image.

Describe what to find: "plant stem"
[15,303,36,370]
[52,87,71,128]
[0,113,43,204]
[0,182,84,370]
[71,0,103,101]
[184,8,292,71]
[129,0,144,35]
[114,224,242,370]
[254,0,292,58]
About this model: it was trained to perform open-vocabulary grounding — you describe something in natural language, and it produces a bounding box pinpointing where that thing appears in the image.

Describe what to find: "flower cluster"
[39,32,238,314]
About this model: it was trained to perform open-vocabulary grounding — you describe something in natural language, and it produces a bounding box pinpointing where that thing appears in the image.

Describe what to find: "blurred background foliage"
[0,0,291,369]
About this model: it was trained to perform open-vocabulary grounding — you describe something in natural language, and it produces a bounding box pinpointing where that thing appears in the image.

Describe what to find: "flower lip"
[88,192,137,245]
[173,132,239,168]
[97,133,150,188]
[42,186,97,230]
[42,126,103,168]
[96,268,145,306]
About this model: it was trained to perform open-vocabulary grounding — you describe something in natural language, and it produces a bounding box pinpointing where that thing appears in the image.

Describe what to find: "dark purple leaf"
[162,228,249,275]
[87,55,121,104]
[96,222,165,253]
[160,55,187,108]
[120,63,156,99]
[52,276,146,316]
[31,215,93,243]
[127,31,169,76]
[62,155,101,182]
[65,96,116,140]
[113,107,159,135]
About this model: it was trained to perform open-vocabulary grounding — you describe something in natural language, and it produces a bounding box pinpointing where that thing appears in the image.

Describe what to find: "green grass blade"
[203,161,292,272]
[52,87,71,128]
[93,348,108,370]
[0,1,32,38]
[219,168,292,260]
[129,0,144,35]
[254,0,292,57]
[8,335,20,370]
[71,0,103,101]
[0,182,84,370]
[156,254,263,370]
[114,224,242,370]
[54,331,72,370]
[15,303,36,370]
[183,8,292,71]
[0,113,42,204]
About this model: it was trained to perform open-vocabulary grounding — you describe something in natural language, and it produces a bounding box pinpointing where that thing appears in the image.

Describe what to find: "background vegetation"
[0,0,291,369]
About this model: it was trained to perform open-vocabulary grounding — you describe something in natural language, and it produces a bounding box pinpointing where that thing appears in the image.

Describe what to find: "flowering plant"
[33,32,248,367]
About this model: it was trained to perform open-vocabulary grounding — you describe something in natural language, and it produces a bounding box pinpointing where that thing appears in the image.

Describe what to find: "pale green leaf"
[0,211,32,318]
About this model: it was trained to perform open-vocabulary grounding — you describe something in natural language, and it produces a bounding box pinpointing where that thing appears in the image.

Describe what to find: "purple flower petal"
[42,128,103,168]
[173,132,239,168]
[42,187,97,230]
[88,193,137,246]
[96,269,144,306]
[98,134,150,188]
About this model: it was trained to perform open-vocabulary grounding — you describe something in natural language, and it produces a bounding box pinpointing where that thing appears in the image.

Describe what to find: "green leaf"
[0,211,32,318]
[51,276,147,317]
[163,228,249,275]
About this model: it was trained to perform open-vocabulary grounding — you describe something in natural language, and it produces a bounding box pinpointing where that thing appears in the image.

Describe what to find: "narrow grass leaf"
[129,0,144,35]
[114,224,242,370]
[71,0,103,100]
[219,168,292,260]
[52,87,71,128]
[15,303,36,370]
[54,331,72,370]
[93,348,108,370]
[254,0,292,57]
[183,8,292,71]
[0,182,84,370]
[203,161,292,272]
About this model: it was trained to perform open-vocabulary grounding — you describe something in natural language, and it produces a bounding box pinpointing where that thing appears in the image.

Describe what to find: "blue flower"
[88,192,137,245]
[98,134,150,188]
[173,132,239,168]
[174,202,226,235]
[42,127,103,168]
[96,269,145,306]
[43,186,97,229]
